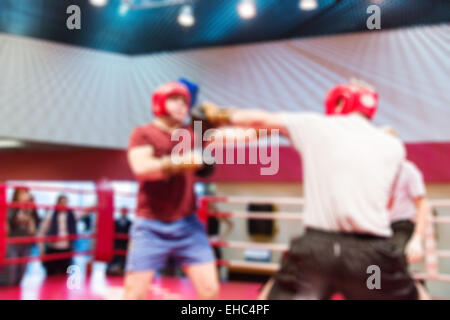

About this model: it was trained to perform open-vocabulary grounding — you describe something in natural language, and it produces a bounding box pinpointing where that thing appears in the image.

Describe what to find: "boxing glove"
[190,102,232,130]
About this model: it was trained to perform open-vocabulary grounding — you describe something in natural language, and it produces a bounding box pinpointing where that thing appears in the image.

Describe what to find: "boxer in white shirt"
[191,80,418,299]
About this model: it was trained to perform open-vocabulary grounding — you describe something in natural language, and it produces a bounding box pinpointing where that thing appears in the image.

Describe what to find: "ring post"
[0,184,6,266]
[198,197,209,230]
[95,180,114,262]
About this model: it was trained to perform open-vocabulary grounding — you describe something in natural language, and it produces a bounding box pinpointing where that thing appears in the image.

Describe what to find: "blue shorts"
[125,214,215,272]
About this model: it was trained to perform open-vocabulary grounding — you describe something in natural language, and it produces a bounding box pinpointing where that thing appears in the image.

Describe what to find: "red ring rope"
[6,183,96,195]
[7,234,95,245]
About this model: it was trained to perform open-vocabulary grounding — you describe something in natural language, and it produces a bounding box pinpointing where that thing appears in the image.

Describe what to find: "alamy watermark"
[66,265,82,290]
[65,4,381,31]
[170,121,280,176]
[366,5,381,30]
[66,5,81,30]
[366,265,381,290]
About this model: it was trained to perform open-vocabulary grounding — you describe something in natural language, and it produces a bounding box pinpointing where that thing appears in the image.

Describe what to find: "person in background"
[107,207,132,275]
[0,187,36,286]
[28,195,41,229]
[388,158,432,299]
[389,160,430,262]
[38,194,93,276]
[80,214,92,233]
[383,127,432,299]
[382,128,431,263]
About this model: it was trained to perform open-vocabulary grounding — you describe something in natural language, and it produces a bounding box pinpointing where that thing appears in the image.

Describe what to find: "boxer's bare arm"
[405,196,430,263]
[127,145,167,181]
[205,127,259,145]
[229,109,289,137]
[128,145,203,181]
[192,103,289,137]
[413,197,430,238]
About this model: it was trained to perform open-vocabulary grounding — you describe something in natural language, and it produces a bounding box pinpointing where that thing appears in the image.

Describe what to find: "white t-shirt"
[280,112,405,237]
[389,160,426,223]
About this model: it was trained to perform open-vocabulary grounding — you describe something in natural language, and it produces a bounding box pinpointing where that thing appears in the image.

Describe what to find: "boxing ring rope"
[210,239,289,252]
[110,196,450,284]
[199,196,450,284]
[7,234,95,245]
[208,211,303,221]
[1,183,449,294]
[0,182,115,269]
[5,184,97,196]
[216,260,280,273]
[204,196,305,206]
[7,203,93,212]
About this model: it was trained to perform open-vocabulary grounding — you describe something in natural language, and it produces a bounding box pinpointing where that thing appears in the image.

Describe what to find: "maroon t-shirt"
[128,123,196,222]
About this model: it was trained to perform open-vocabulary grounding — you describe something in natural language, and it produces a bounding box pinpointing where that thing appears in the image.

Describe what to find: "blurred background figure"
[0,187,37,286]
[28,195,41,230]
[38,195,76,276]
[38,194,93,276]
[107,207,132,276]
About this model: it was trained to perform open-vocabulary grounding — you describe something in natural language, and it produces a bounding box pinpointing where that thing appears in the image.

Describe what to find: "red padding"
[0,184,6,266]
[198,197,210,228]
[94,180,114,262]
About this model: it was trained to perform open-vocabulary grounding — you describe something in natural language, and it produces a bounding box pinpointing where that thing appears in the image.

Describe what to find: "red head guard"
[324,82,378,119]
[152,81,191,117]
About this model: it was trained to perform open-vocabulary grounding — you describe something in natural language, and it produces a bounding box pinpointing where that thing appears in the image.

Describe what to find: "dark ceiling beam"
[285,0,344,38]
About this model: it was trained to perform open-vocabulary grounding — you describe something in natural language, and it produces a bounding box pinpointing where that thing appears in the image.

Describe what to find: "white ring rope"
[204,196,450,285]
[210,211,303,220]
[208,196,305,206]
[210,239,289,252]
[206,196,450,208]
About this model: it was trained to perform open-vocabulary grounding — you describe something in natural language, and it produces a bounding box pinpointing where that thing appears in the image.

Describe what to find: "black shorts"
[391,220,415,253]
[267,228,418,300]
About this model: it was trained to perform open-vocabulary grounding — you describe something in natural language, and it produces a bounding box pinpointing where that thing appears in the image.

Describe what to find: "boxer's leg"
[175,215,219,300]
[183,262,219,300]
[123,218,170,300]
[338,236,418,300]
[266,257,333,300]
[416,281,431,300]
[266,231,335,300]
[258,278,275,300]
[124,271,154,300]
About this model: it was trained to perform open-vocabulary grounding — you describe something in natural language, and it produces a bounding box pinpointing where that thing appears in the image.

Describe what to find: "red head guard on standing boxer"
[324,80,378,119]
[152,81,191,117]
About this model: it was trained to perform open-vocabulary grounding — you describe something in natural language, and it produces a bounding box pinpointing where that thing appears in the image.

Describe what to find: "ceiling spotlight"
[178,5,195,27]
[238,0,257,19]
[89,0,108,7]
[299,0,318,11]
[119,3,129,16]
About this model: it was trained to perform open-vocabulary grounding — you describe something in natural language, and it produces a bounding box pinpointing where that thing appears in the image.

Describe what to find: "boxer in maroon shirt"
[124,80,218,300]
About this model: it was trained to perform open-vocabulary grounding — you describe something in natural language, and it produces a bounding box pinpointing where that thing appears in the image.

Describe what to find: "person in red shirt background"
[124,79,219,300]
